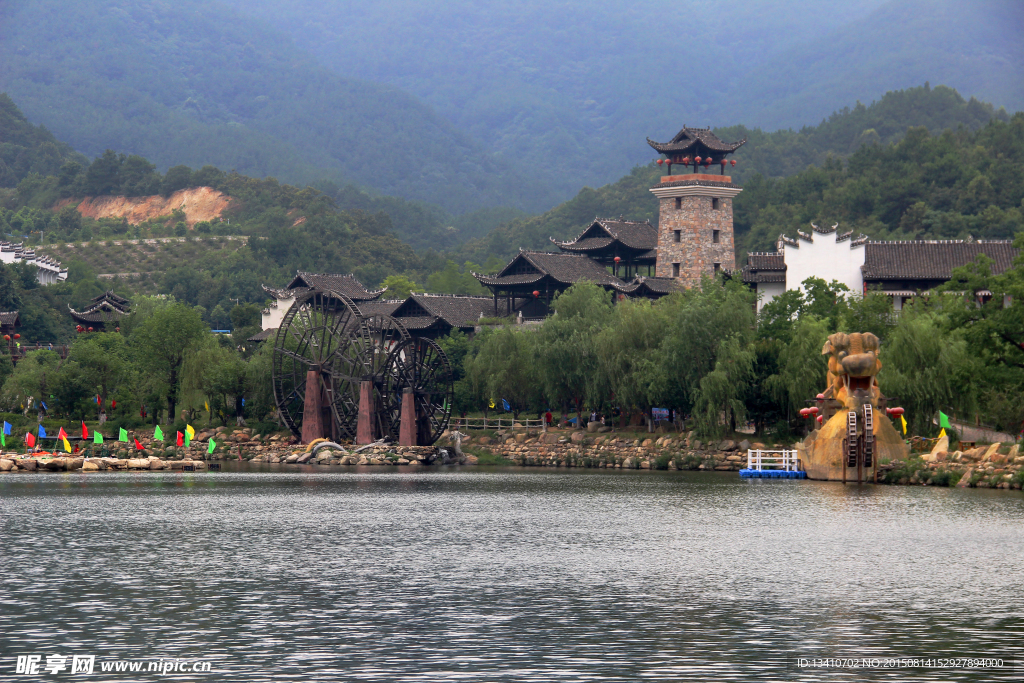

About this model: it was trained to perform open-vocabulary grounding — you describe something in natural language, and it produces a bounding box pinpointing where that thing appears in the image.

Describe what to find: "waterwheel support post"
[356,380,374,445]
[301,368,324,444]
[399,388,417,447]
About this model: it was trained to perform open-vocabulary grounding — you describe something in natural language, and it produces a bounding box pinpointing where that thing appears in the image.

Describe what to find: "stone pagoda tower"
[647,127,745,285]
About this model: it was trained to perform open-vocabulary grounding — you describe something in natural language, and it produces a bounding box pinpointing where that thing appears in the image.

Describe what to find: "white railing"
[452,417,546,431]
[746,449,800,471]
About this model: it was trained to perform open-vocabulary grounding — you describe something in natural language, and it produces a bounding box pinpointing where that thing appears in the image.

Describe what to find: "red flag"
[112,400,117,409]
[82,422,89,439]
[57,426,67,441]
[134,438,143,450]
[25,432,35,448]
[176,431,184,447]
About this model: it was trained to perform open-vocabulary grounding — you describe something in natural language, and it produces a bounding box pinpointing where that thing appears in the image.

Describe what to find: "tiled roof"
[742,253,786,284]
[80,291,131,315]
[612,276,683,296]
[354,300,402,318]
[247,328,277,342]
[862,241,1018,280]
[386,295,508,331]
[69,305,128,324]
[286,271,385,300]
[0,311,19,327]
[554,218,658,253]
[647,126,746,155]
[474,251,624,289]
[553,237,615,251]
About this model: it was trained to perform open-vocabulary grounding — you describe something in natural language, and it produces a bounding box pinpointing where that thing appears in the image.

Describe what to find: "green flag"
[1,432,5,448]
[184,430,191,447]
[94,431,103,444]
[119,427,128,442]
[939,411,952,429]
[208,438,216,454]
[154,425,164,441]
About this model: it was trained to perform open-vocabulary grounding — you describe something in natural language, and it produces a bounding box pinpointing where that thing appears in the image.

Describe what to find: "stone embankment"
[467,430,751,471]
[879,443,1024,490]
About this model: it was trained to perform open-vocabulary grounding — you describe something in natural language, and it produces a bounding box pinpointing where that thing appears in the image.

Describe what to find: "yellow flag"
[938,428,946,438]
[62,436,71,453]
[900,415,907,435]
[488,399,495,409]
[186,424,195,439]
[205,400,210,412]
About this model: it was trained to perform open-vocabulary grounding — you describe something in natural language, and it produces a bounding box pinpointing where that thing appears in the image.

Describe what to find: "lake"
[1,465,1022,681]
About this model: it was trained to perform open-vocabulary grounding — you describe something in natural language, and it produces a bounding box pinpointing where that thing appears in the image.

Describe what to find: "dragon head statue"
[821,332,882,408]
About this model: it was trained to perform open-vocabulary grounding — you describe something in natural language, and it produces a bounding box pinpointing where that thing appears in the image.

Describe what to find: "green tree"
[379,274,419,300]
[161,165,194,196]
[595,298,667,425]
[67,332,128,413]
[469,326,538,418]
[129,303,208,424]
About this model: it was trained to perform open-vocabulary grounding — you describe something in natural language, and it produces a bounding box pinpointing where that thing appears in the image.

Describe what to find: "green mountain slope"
[0,0,556,214]
[0,94,87,187]
[224,0,1022,196]
[455,86,1019,264]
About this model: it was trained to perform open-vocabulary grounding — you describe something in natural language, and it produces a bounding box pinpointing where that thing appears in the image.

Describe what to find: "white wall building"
[0,242,68,285]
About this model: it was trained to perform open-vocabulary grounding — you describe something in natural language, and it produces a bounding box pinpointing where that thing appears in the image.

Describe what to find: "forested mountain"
[0,0,553,214]
[224,0,1022,195]
[0,94,88,187]
[455,87,1023,264]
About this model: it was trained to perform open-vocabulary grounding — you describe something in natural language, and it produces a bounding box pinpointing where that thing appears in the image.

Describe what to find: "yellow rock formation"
[54,186,234,227]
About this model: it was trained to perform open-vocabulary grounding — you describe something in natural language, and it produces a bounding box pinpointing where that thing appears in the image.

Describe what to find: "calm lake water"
[1,465,1022,682]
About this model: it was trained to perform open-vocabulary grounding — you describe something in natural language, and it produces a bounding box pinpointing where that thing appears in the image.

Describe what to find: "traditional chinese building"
[260,271,386,331]
[472,250,625,317]
[647,126,745,285]
[69,291,131,332]
[741,227,1018,311]
[551,218,657,278]
[0,242,67,285]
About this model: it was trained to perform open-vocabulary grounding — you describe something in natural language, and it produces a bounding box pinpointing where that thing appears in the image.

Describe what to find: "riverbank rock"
[956,468,974,488]
[0,458,13,472]
[82,460,100,472]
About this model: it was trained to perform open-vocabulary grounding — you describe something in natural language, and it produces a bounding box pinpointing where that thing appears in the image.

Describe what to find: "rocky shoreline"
[2,425,1021,491]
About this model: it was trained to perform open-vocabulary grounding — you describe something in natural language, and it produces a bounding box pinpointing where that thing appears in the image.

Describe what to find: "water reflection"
[1,467,1022,681]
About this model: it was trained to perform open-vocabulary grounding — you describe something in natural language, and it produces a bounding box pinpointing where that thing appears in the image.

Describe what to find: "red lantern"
[13,334,19,339]
[682,157,690,165]
[809,406,819,415]
[2,335,8,341]
[799,408,810,417]
[614,256,621,264]
[817,414,824,424]
[532,290,540,298]
[731,159,737,166]
[657,159,664,165]
[720,159,727,166]
[87,327,94,332]
[816,393,824,400]
[695,156,702,164]
[889,407,904,416]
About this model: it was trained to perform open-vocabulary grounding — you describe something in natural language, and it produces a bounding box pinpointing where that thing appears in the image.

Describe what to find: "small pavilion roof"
[552,218,658,255]
[78,291,131,315]
[284,271,386,301]
[0,311,20,328]
[389,294,509,331]
[473,251,624,289]
[68,303,129,325]
[647,126,746,156]
[247,328,277,343]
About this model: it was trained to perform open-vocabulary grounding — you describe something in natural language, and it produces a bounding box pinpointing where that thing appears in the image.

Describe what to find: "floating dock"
[739,449,806,479]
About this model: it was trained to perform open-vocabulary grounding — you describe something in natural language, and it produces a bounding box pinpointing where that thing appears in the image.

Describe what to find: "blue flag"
[502,398,510,412]
[241,398,245,406]
[40,401,48,411]
[38,425,46,438]
[2,421,9,435]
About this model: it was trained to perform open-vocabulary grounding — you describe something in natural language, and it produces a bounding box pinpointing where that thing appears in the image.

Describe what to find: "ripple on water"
[1,468,1023,681]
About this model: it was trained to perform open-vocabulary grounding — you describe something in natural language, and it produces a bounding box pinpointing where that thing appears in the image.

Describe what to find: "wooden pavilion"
[550,218,658,279]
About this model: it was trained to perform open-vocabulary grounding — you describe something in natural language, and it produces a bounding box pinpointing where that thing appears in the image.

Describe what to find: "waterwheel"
[387,337,454,446]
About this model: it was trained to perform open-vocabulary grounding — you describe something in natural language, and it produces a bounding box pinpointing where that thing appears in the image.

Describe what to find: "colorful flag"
[184,430,191,447]
[502,398,510,412]
[186,424,195,439]
[176,431,184,447]
[25,432,35,448]
[939,411,952,429]
[2,421,10,435]
[154,425,164,441]
[81,422,89,440]
[1,431,5,448]
[40,401,47,411]
[62,435,71,453]
[205,400,210,412]
[938,428,947,438]
[38,425,47,438]
[58,426,67,441]
[119,427,128,442]
[112,400,117,409]
[488,398,495,409]
[94,431,103,444]
[134,437,143,450]
[208,438,216,454]
[900,415,908,435]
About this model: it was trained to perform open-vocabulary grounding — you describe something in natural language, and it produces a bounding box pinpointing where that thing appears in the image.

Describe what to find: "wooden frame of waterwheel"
[272,288,454,446]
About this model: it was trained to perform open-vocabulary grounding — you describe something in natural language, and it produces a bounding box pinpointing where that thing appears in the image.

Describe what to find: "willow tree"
[595,297,667,427]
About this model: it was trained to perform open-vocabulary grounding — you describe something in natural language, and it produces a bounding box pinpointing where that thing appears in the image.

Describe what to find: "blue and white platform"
[739,449,806,479]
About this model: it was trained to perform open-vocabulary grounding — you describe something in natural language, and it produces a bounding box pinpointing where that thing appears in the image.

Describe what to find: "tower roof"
[647,126,746,157]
